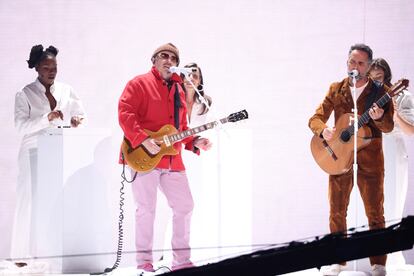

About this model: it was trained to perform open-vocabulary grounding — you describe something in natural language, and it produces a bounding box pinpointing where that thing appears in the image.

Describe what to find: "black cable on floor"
[98,158,137,275]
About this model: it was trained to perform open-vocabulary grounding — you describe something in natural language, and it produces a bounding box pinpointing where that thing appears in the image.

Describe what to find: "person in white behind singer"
[12,44,85,269]
[368,57,414,266]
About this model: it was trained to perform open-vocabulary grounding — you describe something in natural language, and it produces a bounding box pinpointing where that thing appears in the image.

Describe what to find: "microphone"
[169,66,193,75]
[348,69,359,78]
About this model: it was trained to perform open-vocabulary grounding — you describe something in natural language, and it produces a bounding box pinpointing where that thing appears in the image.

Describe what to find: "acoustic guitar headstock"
[389,78,409,97]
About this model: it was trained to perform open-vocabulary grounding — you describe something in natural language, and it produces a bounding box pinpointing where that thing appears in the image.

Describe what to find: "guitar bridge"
[322,140,338,161]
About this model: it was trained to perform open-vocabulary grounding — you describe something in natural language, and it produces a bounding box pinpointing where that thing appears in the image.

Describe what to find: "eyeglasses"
[158,52,178,63]
[181,73,200,81]
[189,72,200,80]
[182,67,199,80]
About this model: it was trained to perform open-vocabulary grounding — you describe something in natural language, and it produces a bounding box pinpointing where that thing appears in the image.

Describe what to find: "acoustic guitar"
[122,109,248,172]
[310,79,409,175]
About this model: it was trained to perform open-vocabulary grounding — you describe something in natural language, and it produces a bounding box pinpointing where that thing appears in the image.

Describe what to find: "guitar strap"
[364,80,381,113]
[174,83,182,129]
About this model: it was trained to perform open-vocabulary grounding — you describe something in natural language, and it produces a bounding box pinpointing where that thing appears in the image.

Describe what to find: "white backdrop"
[1,0,413,268]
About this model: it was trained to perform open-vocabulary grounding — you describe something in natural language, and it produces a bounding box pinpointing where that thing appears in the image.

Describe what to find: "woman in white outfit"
[181,63,215,265]
[369,58,414,265]
[182,63,212,126]
[12,45,85,266]
[160,63,213,268]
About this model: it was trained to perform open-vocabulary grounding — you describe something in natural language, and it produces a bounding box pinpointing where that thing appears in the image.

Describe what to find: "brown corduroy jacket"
[308,77,394,173]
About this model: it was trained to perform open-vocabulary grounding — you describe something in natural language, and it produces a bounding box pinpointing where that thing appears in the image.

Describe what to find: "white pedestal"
[33,128,118,273]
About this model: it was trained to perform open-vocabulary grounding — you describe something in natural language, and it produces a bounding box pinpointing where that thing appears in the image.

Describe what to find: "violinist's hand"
[142,138,161,155]
[48,110,63,121]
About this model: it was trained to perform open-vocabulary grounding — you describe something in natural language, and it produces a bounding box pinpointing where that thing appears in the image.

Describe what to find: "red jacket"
[118,66,197,170]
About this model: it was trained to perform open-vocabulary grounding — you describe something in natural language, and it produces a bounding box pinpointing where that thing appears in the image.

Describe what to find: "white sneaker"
[371,264,386,276]
[320,264,347,275]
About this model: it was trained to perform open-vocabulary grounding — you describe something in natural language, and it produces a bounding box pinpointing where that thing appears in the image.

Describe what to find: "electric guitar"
[122,109,248,172]
[310,79,409,175]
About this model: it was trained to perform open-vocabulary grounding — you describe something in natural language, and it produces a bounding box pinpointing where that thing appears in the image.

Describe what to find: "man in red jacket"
[118,43,211,272]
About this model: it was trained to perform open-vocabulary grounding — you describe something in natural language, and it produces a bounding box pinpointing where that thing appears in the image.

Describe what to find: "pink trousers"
[131,168,194,266]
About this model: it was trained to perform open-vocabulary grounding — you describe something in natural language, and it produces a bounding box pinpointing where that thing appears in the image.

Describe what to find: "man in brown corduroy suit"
[309,44,394,276]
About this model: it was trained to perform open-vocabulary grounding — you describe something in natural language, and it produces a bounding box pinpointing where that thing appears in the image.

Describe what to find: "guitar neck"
[168,117,228,143]
[341,79,407,138]
[357,92,391,128]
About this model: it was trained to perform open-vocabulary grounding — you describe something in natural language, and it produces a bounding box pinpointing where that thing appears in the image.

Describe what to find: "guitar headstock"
[227,109,249,123]
[389,78,409,97]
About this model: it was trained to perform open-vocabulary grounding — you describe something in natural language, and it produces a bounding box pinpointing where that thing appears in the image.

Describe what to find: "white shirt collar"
[34,78,56,94]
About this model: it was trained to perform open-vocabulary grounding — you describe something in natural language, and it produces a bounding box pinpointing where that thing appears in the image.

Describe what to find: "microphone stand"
[350,74,361,274]
[340,74,370,276]
[182,71,225,261]
[181,71,226,132]
[182,72,211,112]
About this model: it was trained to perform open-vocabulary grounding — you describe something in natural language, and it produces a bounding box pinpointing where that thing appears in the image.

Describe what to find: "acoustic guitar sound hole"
[340,130,351,143]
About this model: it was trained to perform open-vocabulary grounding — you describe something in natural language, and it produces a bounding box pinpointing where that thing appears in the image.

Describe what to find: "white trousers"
[383,134,408,265]
[11,143,37,260]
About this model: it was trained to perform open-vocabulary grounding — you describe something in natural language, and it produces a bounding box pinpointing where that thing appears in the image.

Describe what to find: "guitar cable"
[98,154,137,275]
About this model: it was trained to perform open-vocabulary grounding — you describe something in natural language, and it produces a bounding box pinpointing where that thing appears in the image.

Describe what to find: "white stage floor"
[1,262,414,276]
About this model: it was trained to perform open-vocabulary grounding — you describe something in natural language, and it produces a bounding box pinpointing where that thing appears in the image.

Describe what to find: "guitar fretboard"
[347,92,392,135]
[168,117,228,143]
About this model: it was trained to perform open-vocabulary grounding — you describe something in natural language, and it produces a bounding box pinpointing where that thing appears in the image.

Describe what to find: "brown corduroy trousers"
[329,169,387,266]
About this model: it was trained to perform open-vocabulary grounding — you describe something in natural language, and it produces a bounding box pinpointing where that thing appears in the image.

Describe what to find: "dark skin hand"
[70,116,83,127]
[48,110,63,121]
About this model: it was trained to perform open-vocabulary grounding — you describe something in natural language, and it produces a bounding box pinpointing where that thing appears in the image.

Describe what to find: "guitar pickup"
[163,135,171,147]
